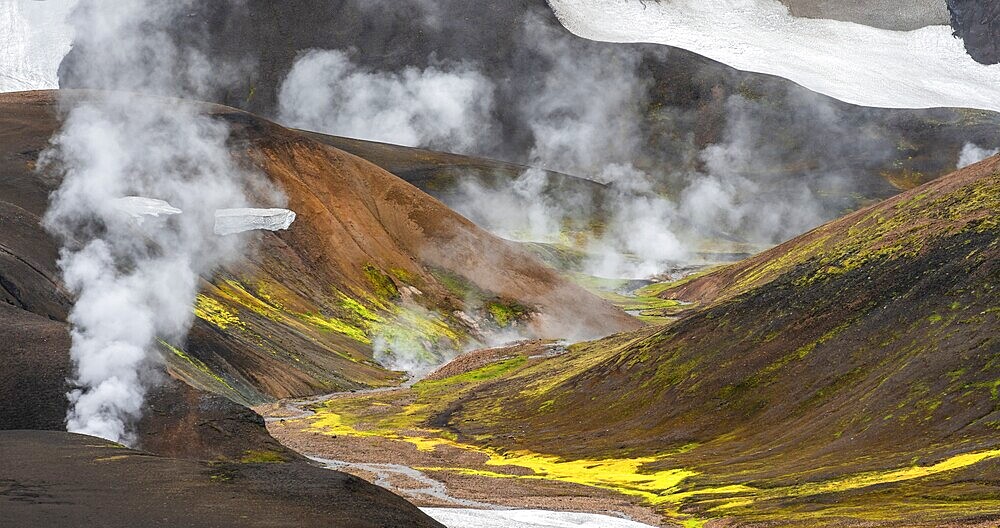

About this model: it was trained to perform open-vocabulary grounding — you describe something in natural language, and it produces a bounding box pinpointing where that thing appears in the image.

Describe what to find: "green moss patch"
[364,264,401,301]
[239,449,288,464]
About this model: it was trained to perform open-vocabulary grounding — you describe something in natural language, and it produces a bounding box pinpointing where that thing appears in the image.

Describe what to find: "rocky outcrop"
[949,0,1000,64]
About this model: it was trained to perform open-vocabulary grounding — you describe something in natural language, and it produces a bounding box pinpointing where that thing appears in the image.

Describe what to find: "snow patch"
[214,208,296,236]
[113,196,183,218]
[547,0,1000,113]
[422,508,658,528]
[0,0,76,92]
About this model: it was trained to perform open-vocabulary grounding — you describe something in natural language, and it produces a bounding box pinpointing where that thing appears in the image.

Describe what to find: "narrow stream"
[308,455,496,509]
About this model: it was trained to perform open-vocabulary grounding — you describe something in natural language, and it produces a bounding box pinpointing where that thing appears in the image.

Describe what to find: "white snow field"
[547,0,1000,113]
[214,208,297,236]
[422,508,658,528]
[0,0,75,92]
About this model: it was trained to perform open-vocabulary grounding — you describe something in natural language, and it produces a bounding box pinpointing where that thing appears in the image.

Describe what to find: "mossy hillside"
[305,348,1000,526]
[495,230,996,453]
[668,169,1000,303]
[193,265,475,350]
[568,272,689,324]
[184,266,478,399]
[188,260,536,398]
[301,168,1000,525]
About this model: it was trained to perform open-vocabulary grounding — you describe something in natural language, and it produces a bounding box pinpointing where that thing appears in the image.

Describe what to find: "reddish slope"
[0,89,638,421]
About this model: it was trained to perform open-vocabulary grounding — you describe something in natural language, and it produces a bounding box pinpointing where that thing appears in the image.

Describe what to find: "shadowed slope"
[0,430,442,528]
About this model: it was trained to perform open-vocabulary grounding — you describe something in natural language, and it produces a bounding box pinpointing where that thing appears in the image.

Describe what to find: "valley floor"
[259,382,666,527]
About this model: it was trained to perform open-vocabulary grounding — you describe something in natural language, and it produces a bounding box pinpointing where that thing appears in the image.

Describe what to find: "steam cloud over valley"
[40,0,283,443]
[275,7,892,279]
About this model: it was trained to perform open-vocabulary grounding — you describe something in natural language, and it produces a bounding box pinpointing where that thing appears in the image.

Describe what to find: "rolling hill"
[0,90,637,417]
[295,150,1000,526]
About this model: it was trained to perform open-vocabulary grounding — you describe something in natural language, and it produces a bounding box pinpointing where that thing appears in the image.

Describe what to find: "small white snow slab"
[421,508,658,528]
[113,196,182,218]
[213,208,296,236]
[547,0,1000,113]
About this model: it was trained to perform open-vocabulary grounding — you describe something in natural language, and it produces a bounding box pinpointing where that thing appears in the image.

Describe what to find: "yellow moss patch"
[697,448,1000,512]
[239,449,287,464]
[422,452,697,505]
[299,313,371,344]
[194,295,244,330]
[309,409,697,503]
[782,449,1000,498]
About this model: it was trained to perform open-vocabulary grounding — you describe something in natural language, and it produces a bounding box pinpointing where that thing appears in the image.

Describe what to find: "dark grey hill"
[59,0,1000,220]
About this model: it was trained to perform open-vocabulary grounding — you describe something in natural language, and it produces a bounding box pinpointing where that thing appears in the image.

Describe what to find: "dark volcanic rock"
[949,0,1000,64]
[0,430,443,528]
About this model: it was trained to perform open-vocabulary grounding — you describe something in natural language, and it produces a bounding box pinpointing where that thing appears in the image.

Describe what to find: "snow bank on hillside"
[214,208,296,236]
[112,199,296,235]
[547,0,1000,113]
[422,508,658,528]
[113,197,182,218]
[0,0,76,92]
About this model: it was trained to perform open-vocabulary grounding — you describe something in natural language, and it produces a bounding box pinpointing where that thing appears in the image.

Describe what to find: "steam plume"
[957,142,999,168]
[40,0,281,444]
[273,4,892,281]
[278,49,496,152]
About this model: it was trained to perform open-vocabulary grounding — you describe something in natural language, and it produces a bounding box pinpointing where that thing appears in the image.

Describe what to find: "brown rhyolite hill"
[0,90,638,418]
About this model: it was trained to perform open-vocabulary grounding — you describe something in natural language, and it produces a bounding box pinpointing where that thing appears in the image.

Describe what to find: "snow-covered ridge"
[0,0,75,93]
[546,0,1000,113]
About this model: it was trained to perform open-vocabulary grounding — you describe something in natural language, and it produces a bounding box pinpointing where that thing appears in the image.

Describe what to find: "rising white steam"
[451,167,568,243]
[277,49,496,152]
[40,0,283,444]
[272,6,875,281]
[957,142,999,169]
[518,10,650,177]
[370,303,463,380]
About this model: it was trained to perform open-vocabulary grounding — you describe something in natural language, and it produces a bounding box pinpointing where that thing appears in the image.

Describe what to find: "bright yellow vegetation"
[309,404,1000,524]
[239,449,287,464]
[194,295,244,330]
[309,409,697,503]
